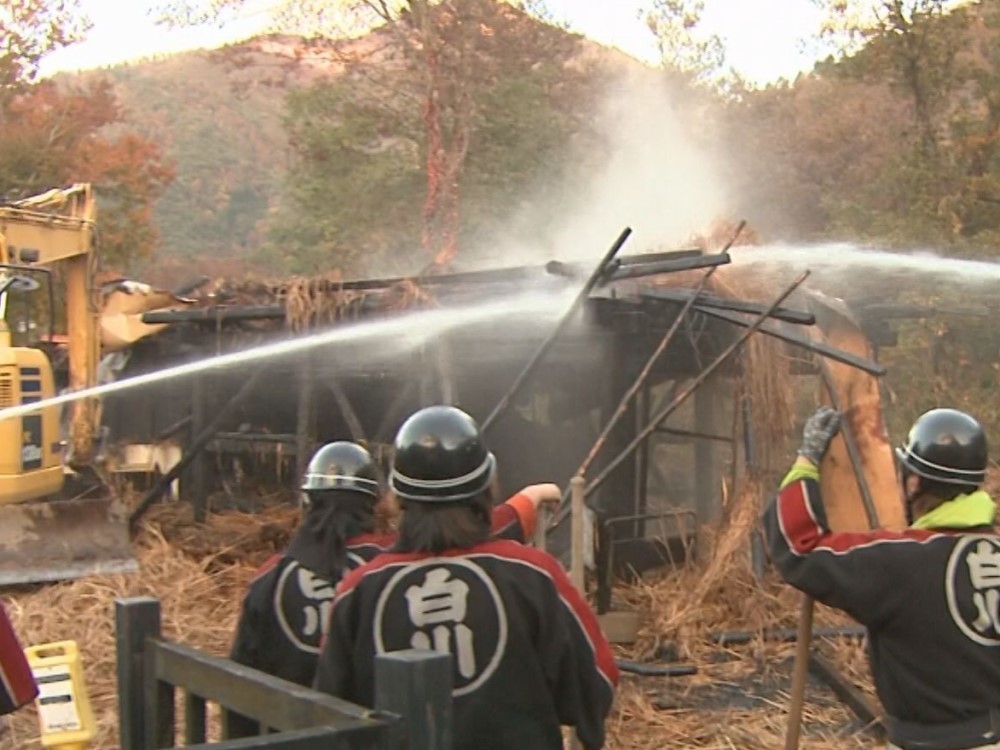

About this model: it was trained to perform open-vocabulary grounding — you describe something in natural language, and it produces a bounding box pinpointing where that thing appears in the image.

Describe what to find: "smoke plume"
[481,67,730,268]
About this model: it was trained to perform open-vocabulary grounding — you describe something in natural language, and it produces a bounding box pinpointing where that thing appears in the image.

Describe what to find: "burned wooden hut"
[101,235,885,611]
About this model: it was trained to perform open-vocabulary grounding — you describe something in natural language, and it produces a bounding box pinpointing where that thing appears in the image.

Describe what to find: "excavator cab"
[0,191,139,587]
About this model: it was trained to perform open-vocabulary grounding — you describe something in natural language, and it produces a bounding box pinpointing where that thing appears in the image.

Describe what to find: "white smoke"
[481,67,730,268]
[550,70,728,261]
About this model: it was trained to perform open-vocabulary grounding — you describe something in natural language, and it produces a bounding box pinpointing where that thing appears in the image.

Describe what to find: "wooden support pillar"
[596,333,638,518]
[693,373,726,533]
[634,382,651,540]
[594,332,636,615]
[296,353,316,483]
[187,374,208,522]
[130,368,266,532]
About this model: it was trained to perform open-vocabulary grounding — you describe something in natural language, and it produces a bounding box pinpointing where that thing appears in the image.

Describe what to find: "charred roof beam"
[602,252,732,282]
[141,305,286,324]
[637,288,815,326]
[545,251,731,284]
[696,307,886,376]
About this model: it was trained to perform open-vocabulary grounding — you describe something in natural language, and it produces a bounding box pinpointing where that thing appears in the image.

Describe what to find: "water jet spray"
[0,286,580,425]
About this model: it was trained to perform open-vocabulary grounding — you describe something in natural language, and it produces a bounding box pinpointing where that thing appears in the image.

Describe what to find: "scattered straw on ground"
[606,549,878,749]
[0,502,291,750]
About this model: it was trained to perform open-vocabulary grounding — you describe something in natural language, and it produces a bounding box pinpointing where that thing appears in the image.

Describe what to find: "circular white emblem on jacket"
[946,536,1000,646]
[274,562,336,654]
[373,558,508,696]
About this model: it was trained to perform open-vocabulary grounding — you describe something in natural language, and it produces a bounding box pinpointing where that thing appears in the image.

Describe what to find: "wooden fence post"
[374,650,452,750]
[116,597,161,750]
[145,647,176,749]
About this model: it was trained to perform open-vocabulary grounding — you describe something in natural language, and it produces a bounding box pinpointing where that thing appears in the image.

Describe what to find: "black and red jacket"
[764,462,1000,742]
[314,539,618,750]
[230,494,538,688]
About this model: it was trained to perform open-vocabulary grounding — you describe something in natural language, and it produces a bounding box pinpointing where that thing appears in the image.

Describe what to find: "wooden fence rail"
[115,597,452,750]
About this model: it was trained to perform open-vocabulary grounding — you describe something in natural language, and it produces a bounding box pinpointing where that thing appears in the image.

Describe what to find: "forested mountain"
[59,13,644,282]
[60,35,351,280]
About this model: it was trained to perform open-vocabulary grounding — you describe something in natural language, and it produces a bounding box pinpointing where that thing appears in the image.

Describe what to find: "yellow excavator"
[0,183,175,586]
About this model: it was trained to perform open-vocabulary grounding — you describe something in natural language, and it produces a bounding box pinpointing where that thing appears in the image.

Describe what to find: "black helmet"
[301,441,379,498]
[895,408,988,487]
[391,405,495,502]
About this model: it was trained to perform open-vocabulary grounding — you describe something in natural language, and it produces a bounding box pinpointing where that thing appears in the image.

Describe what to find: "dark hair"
[297,489,376,578]
[393,492,493,554]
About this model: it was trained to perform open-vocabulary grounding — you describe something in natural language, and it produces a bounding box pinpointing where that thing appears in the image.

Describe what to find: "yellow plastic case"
[24,641,95,749]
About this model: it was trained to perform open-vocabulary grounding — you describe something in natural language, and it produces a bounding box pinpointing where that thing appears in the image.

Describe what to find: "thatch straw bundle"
[283,275,367,332]
[607,499,881,749]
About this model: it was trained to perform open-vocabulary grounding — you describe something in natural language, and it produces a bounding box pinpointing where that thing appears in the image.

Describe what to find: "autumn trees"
[144,0,1000,274]
[157,0,604,274]
[0,0,173,268]
[0,0,90,98]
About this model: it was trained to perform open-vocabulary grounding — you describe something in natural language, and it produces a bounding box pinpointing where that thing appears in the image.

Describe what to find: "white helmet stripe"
[899,445,986,476]
[392,453,495,490]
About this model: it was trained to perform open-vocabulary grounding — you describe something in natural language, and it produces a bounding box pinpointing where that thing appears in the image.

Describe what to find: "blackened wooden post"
[115,597,161,750]
[693,372,726,559]
[296,352,317,484]
[184,691,207,745]
[634,382,651,540]
[189,373,208,522]
[742,397,767,581]
[580,271,811,502]
[129,368,267,531]
[374,650,453,750]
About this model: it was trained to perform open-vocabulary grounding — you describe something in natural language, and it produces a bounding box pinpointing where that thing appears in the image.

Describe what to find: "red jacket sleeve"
[763,468,938,628]
[0,602,37,715]
[489,492,537,542]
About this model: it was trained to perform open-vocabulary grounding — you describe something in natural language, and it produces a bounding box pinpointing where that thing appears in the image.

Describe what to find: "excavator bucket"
[0,494,136,587]
[804,289,907,532]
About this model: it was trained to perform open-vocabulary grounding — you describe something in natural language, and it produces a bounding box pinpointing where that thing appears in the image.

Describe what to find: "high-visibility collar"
[911,490,996,530]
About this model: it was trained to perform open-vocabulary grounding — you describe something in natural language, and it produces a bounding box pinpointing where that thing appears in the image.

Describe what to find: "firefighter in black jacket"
[231,440,556,696]
[764,406,1000,750]
[314,405,619,750]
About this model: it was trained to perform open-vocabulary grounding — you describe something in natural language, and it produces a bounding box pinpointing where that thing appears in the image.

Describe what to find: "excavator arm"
[0,184,100,465]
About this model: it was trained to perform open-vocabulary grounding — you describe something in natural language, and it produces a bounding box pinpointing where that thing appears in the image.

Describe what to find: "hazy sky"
[40,0,826,85]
